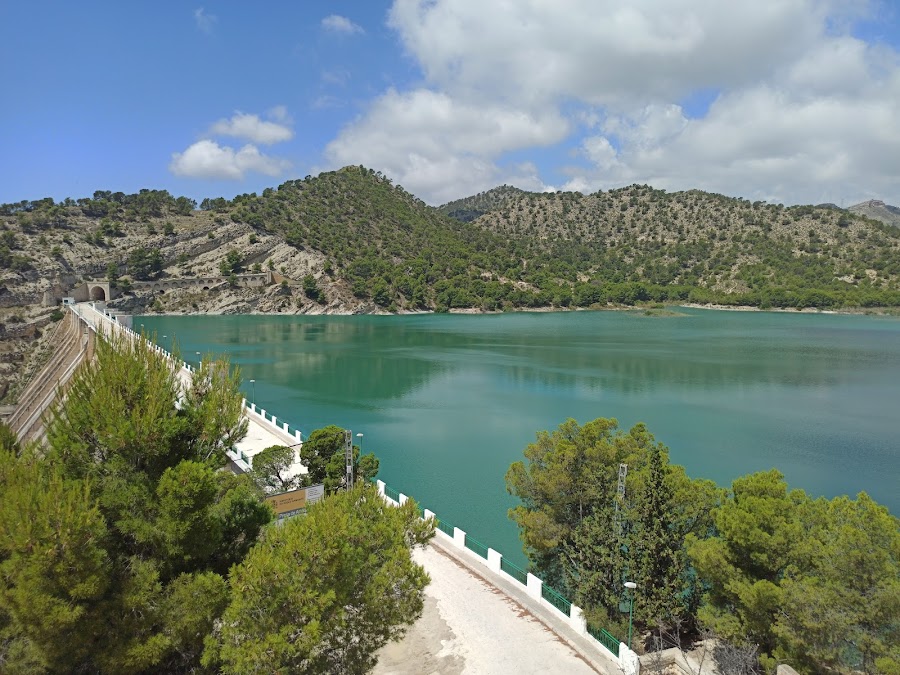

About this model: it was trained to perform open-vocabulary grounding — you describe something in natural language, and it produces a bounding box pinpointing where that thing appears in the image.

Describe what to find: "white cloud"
[562,33,900,205]
[321,1,900,205]
[387,0,829,108]
[209,111,294,145]
[193,7,217,34]
[321,14,364,35]
[325,89,567,203]
[169,140,291,180]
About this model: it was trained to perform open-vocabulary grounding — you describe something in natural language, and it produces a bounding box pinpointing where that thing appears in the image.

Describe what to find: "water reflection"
[141,309,900,557]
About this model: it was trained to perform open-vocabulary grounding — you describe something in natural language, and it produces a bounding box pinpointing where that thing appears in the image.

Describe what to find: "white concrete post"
[282,422,289,433]
[241,398,247,408]
[453,527,466,549]
[260,409,266,419]
[487,548,502,574]
[619,643,640,675]
[250,403,256,413]
[569,604,587,635]
[294,430,302,441]
[398,493,408,505]
[423,508,435,521]
[376,479,386,496]
[526,572,543,601]
[271,415,277,425]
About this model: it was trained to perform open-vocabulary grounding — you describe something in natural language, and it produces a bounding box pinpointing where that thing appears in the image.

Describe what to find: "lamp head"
[624,581,637,590]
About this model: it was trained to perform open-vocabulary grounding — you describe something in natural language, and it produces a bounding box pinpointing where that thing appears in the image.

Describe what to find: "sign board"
[266,483,325,520]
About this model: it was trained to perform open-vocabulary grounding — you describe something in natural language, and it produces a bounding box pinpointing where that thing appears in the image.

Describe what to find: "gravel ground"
[374,543,604,675]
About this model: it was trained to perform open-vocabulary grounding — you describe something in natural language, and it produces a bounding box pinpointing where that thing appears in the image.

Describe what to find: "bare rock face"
[0,206,375,403]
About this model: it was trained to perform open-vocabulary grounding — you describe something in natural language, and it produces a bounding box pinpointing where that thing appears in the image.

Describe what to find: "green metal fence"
[541,583,572,616]
[464,535,489,559]
[435,517,455,537]
[587,623,620,656]
[384,485,401,503]
[500,557,528,585]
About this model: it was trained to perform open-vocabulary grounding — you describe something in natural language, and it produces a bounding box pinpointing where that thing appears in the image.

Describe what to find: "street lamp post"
[249,379,256,403]
[624,581,637,650]
[356,432,363,452]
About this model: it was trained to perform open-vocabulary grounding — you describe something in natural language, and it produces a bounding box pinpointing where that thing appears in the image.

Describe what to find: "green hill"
[439,183,900,309]
[2,168,899,322]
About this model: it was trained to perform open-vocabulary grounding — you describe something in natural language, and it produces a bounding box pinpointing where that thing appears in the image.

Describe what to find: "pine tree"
[629,445,685,628]
[206,484,433,674]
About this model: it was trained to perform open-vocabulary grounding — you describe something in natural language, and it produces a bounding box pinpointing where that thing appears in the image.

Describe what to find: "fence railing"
[383,484,401,503]
[500,557,528,585]
[542,583,572,616]
[464,535,489,559]
[375,478,623,663]
[435,517,454,537]
[588,624,620,656]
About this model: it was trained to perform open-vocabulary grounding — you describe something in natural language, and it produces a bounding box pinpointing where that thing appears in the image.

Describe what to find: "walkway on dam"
[375,537,614,675]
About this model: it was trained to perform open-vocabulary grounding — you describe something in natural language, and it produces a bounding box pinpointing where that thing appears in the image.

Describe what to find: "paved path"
[374,542,610,675]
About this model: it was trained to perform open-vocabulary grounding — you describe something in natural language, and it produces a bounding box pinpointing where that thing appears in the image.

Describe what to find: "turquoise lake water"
[140,309,900,564]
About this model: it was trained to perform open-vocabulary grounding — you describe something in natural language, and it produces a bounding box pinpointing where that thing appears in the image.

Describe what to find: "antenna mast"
[344,429,354,488]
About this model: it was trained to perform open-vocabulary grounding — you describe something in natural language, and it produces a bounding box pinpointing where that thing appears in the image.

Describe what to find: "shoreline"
[128,302,900,319]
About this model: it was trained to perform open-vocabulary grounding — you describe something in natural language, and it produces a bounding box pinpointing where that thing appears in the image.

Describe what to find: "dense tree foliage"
[206,484,433,674]
[250,443,301,493]
[0,335,422,674]
[126,246,163,280]
[688,472,900,673]
[505,418,721,630]
[1,335,267,673]
[507,418,900,674]
[300,424,380,492]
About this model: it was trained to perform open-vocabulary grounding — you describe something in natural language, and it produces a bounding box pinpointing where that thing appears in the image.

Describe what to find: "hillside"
[437,184,529,222]
[440,184,900,305]
[2,168,900,403]
[849,199,900,228]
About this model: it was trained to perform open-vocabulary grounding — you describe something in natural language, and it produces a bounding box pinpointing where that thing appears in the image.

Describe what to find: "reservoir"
[140,309,900,564]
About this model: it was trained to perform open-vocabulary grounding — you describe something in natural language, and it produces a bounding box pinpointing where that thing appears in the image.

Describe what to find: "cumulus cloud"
[193,7,217,34]
[564,34,900,204]
[388,0,829,108]
[170,106,294,181]
[325,89,566,203]
[169,140,291,180]
[324,0,900,205]
[322,14,364,35]
[209,111,294,145]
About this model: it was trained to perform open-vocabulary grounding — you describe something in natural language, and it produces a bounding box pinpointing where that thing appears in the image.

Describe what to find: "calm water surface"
[140,309,900,564]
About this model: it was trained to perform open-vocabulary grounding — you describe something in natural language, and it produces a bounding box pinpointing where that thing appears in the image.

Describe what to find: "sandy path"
[374,543,603,675]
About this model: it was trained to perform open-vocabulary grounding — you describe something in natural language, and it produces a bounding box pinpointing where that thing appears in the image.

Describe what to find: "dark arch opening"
[90,286,106,301]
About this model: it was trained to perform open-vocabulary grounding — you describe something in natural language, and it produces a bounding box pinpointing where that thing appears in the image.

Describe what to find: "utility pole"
[344,429,354,488]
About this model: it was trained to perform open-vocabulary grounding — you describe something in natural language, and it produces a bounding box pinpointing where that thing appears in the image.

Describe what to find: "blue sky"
[2,1,900,206]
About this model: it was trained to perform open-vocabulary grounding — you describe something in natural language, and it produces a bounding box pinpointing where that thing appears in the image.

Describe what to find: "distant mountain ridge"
[849,199,900,228]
